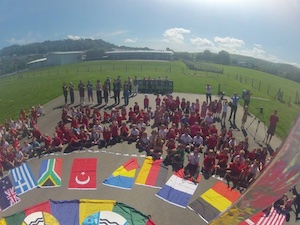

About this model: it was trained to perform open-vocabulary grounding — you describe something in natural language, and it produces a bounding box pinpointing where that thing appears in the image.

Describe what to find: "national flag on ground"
[80,199,156,225]
[69,158,97,190]
[135,157,168,188]
[156,169,200,208]
[50,199,79,225]
[0,199,156,225]
[188,181,241,223]
[239,206,286,225]
[102,158,139,190]
[37,158,63,188]
[10,163,37,195]
[0,176,20,211]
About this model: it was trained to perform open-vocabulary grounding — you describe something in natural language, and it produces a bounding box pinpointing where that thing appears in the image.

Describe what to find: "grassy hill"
[0,60,299,139]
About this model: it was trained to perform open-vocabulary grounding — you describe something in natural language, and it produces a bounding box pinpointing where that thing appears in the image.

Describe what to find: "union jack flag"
[5,187,20,205]
[0,176,20,211]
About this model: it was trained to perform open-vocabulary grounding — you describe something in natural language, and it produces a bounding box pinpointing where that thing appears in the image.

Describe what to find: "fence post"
[258,81,261,91]
[251,78,254,87]
[267,84,270,95]
[218,84,221,93]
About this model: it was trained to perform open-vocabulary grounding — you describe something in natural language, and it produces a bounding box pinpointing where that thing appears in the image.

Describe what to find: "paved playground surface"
[0,91,285,225]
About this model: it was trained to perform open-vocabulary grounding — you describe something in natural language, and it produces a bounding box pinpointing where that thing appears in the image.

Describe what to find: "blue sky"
[1,0,299,67]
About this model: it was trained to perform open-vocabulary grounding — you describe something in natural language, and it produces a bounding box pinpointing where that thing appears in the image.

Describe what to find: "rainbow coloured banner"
[102,158,140,190]
[0,199,155,225]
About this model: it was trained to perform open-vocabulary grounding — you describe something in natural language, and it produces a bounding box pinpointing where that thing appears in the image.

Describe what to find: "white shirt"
[180,133,192,145]
[22,144,33,154]
[158,129,168,140]
[93,124,103,134]
[193,135,203,146]
[222,104,228,113]
[130,128,139,136]
[188,152,200,165]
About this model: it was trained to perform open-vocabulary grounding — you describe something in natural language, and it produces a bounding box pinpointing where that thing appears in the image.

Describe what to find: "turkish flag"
[68,158,97,190]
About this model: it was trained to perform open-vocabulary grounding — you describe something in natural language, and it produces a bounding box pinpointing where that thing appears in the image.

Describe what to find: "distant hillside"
[1,39,300,83]
[230,54,300,82]
[0,39,117,75]
[175,50,300,83]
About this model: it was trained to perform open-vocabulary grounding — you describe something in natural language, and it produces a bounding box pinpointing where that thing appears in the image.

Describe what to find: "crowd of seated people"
[1,91,271,194]
[0,104,46,177]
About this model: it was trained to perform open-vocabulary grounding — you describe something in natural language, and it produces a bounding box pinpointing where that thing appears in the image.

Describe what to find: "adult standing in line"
[266,110,279,145]
[244,90,252,107]
[62,83,68,105]
[106,76,111,96]
[87,80,94,104]
[228,92,241,124]
[206,84,212,104]
[113,79,118,105]
[69,82,75,104]
[124,83,130,106]
[133,76,139,95]
[103,81,109,106]
[78,80,85,104]
[127,76,132,96]
[96,80,102,105]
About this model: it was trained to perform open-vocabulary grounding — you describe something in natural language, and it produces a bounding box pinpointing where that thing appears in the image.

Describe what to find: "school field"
[0,60,299,139]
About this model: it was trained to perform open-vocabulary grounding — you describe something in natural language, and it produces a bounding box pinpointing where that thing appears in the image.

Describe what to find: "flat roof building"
[105,50,174,61]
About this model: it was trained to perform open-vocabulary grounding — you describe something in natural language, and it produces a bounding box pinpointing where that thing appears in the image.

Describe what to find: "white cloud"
[163,28,191,43]
[213,36,245,48]
[67,35,94,40]
[7,37,30,45]
[190,37,214,46]
[124,38,137,43]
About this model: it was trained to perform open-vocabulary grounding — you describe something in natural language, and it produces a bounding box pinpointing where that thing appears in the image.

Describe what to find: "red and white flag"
[68,158,97,190]
[240,207,286,225]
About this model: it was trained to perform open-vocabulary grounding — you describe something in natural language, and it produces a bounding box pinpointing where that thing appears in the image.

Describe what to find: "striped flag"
[38,158,63,188]
[103,158,139,190]
[135,157,168,188]
[188,181,241,223]
[10,163,37,195]
[156,169,200,208]
[239,207,286,225]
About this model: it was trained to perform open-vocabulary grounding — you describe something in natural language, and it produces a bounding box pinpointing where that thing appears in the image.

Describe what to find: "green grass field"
[0,60,299,139]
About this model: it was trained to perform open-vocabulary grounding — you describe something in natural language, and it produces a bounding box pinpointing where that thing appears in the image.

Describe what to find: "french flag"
[156,172,198,208]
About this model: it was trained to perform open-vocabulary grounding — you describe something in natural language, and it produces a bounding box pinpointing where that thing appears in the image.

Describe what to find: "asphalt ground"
[0,91,285,225]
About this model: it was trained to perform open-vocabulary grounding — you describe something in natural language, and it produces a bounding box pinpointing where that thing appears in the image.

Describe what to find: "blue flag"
[10,163,37,195]
[0,176,20,211]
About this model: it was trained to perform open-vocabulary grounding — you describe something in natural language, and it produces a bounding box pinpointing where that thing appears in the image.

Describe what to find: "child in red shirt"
[155,94,161,107]
[144,95,149,110]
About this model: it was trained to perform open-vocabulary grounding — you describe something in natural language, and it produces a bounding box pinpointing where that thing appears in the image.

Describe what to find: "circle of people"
[0,80,279,195]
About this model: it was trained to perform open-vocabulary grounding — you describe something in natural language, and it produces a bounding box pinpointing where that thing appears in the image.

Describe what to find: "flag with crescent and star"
[68,158,97,190]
